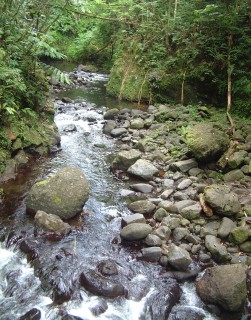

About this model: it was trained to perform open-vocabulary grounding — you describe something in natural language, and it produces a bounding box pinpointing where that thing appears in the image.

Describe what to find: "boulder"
[180,203,202,220]
[152,226,171,240]
[144,234,162,247]
[205,235,230,263]
[177,179,192,190]
[168,306,206,320]
[97,260,118,276]
[228,150,248,169]
[103,120,116,135]
[140,247,161,262]
[110,127,127,137]
[170,159,198,173]
[128,200,156,215]
[63,124,77,132]
[223,169,245,182]
[171,200,196,214]
[112,149,141,170]
[120,223,152,241]
[103,108,119,120]
[121,213,145,228]
[173,228,189,242]
[162,216,180,230]
[217,217,236,238]
[204,184,241,216]
[127,159,159,180]
[80,270,125,298]
[130,118,145,129]
[196,264,247,311]
[229,226,250,244]
[185,124,229,162]
[26,167,90,219]
[153,208,168,222]
[34,210,71,234]
[19,308,41,320]
[166,244,192,271]
[240,241,251,253]
[130,183,154,194]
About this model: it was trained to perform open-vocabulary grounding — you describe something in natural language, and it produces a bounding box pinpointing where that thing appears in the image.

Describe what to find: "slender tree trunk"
[165,0,172,47]
[181,70,186,105]
[227,34,235,134]
[174,0,178,23]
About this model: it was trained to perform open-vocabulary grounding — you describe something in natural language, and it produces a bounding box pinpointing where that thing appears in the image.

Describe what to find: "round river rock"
[26,166,90,219]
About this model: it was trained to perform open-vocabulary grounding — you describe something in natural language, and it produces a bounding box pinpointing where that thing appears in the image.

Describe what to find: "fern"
[39,62,71,85]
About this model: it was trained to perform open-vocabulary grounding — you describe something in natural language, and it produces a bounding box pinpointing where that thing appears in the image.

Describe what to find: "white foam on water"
[179,282,218,320]
[67,286,155,320]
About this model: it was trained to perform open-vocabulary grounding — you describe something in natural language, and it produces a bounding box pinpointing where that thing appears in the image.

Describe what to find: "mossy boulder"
[196,264,247,311]
[229,226,250,244]
[26,167,90,219]
[112,149,141,170]
[185,124,229,162]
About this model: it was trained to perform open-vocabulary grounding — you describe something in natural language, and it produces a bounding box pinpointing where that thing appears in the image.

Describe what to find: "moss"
[37,179,49,186]
[51,194,62,206]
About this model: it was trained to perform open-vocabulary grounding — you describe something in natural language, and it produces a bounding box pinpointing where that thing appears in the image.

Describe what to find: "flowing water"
[0,69,233,320]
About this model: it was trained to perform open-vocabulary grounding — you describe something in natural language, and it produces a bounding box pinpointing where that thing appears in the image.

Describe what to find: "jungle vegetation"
[0,0,250,124]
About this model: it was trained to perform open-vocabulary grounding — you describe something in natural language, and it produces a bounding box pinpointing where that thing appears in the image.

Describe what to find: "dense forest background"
[0,0,250,122]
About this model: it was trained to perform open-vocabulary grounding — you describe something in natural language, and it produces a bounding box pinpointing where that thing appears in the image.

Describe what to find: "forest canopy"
[0,0,250,118]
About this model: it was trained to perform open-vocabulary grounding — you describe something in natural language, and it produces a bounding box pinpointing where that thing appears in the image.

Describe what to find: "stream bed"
[0,69,237,320]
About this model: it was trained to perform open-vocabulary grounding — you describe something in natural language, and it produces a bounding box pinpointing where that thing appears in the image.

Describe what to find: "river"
[0,68,230,320]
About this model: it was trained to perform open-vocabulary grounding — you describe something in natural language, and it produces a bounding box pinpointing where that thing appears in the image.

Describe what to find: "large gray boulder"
[204,184,241,216]
[127,159,159,180]
[120,223,152,241]
[196,264,247,311]
[26,167,90,219]
[185,124,229,162]
[166,244,192,271]
[112,149,141,170]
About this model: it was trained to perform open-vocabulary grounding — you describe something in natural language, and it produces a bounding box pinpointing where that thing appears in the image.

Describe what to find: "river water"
[0,70,225,320]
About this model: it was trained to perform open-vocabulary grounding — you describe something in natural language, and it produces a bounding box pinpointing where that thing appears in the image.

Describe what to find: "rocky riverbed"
[0,66,251,320]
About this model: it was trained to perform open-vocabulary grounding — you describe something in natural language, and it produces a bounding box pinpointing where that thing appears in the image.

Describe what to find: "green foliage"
[0,0,72,118]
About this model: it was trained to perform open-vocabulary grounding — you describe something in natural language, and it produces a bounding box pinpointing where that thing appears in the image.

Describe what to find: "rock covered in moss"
[103,108,119,120]
[229,226,250,244]
[185,124,229,162]
[26,166,89,219]
[196,264,247,311]
[204,184,241,216]
[112,149,141,170]
[227,150,248,169]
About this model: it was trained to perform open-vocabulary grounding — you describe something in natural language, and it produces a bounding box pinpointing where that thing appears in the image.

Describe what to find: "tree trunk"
[174,0,178,22]
[227,34,235,134]
[181,70,186,105]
